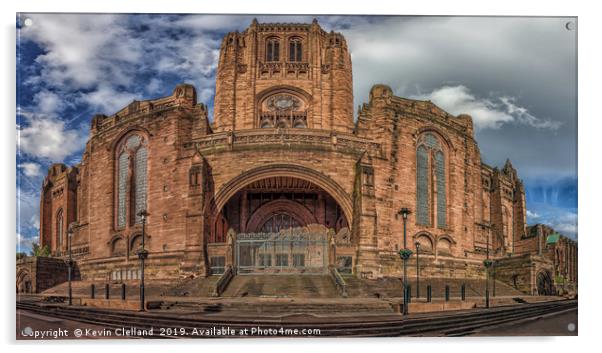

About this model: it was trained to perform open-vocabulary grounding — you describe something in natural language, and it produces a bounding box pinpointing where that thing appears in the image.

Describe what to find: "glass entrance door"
[236,232,327,275]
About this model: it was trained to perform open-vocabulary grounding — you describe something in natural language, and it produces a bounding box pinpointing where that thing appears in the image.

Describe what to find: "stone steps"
[344,277,525,298]
[222,274,339,298]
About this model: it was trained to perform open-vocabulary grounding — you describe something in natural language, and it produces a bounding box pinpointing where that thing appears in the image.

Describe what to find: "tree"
[29,242,50,257]
[16,252,27,260]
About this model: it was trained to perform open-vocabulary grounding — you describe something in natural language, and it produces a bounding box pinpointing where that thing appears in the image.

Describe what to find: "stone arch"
[413,231,434,253]
[212,164,353,230]
[415,126,455,152]
[108,126,152,153]
[436,234,456,256]
[129,232,151,255]
[256,85,312,105]
[17,269,33,293]
[536,269,554,296]
[108,234,126,257]
[255,86,312,129]
[246,199,319,233]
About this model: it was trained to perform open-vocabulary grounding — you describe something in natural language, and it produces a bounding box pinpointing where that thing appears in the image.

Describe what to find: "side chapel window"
[416,133,447,228]
[266,38,280,62]
[116,134,148,228]
[56,208,64,251]
[289,38,302,62]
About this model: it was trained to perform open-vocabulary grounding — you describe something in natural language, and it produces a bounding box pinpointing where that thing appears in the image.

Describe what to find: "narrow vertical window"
[134,146,147,224]
[416,145,430,225]
[435,150,446,228]
[117,152,128,228]
[266,38,280,62]
[56,209,64,250]
[289,38,302,62]
[115,134,147,229]
[416,132,447,228]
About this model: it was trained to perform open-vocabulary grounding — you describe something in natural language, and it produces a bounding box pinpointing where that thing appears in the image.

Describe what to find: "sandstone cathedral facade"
[27,20,577,296]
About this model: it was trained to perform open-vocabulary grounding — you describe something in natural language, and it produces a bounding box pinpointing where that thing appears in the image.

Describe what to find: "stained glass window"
[289,38,302,62]
[134,146,147,224]
[125,135,141,149]
[117,152,128,228]
[435,150,446,228]
[423,133,440,149]
[266,38,280,62]
[416,133,447,228]
[56,209,63,250]
[416,145,430,225]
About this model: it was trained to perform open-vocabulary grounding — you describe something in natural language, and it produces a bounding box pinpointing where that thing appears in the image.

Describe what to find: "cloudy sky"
[16,14,577,253]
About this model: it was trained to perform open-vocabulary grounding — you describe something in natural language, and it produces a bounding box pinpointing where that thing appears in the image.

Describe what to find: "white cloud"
[526,210,540,219]
[22,14,141,89]
[30,215,40,230]
[17,187,41,233]
[552,222,578,235]
[80,85,139,114]
[412,85,561,131]
[17,111,87,161]
[18,162,42,177]
[17,233,37,251]
[33,90,65,116]
[500,97,562,130]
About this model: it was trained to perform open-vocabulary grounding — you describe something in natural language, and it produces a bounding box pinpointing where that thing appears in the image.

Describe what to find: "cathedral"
[23,19,577,297]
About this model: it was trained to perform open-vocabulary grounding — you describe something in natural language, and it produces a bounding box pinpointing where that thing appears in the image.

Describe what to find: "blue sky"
[16,14,577,253]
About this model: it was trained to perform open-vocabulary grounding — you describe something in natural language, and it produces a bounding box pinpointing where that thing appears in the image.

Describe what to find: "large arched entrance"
[209,173,350,274]
[16,270,32,293]
[536,270,554,296]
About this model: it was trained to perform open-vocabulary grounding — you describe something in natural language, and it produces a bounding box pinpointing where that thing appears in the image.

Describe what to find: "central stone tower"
[213,19,354,133]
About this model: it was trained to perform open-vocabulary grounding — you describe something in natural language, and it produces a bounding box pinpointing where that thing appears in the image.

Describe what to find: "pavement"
[470,307,578,336]
[16,309,130,340]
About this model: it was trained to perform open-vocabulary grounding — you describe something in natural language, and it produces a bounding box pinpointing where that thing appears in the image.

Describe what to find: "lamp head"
[67,222,79,236]
[398,207,411,220]
[137,210,149,221]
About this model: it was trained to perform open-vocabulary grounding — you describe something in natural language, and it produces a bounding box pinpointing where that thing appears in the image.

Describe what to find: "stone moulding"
[185,129,383,158]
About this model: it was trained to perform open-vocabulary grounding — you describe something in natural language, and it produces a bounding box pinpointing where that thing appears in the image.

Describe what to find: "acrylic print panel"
[16,13,577,339]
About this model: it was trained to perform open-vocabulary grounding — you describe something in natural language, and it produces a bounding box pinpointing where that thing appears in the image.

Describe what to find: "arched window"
[56,209,64,251]
[258,92,308,129]
[111,237,126,257]
[416,132,447,228]
[115,134,148,229]
[502,206,509,238]
[266,37,280,62]
[289,38,302,62]
[134,146,148,223]
[130,234,143,255]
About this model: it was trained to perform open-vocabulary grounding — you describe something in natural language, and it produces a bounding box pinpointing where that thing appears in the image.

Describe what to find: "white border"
[2,0,599,352]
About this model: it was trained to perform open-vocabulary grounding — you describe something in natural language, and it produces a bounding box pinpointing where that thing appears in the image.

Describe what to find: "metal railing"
[329,266,348,298]
[212,265,233,297]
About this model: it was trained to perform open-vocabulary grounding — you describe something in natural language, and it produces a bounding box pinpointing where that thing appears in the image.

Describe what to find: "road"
[470,308,578,336]
[16,309,130,340]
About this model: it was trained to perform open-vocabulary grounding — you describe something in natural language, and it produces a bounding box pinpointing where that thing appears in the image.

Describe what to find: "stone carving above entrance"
[259,92,308,128]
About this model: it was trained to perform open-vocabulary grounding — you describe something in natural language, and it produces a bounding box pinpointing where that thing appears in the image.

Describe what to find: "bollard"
[407,285,412,303]
[105,283,110,299]
[427,285,432,302]
[461,283,466,301]
[445,285,450,302]
[121,283,126,300]
[90,284,95,299]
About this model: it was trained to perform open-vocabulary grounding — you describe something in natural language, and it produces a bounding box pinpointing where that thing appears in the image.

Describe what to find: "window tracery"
[266,37,280,62]
[416,132,447,228]
[115,134,148,229]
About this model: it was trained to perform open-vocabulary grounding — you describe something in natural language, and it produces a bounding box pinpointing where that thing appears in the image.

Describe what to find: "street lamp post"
[137,210,149,312]
[398,208,412,316]
[415,241,421,299]
[484,231,491,309]
[67,222,78,306]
